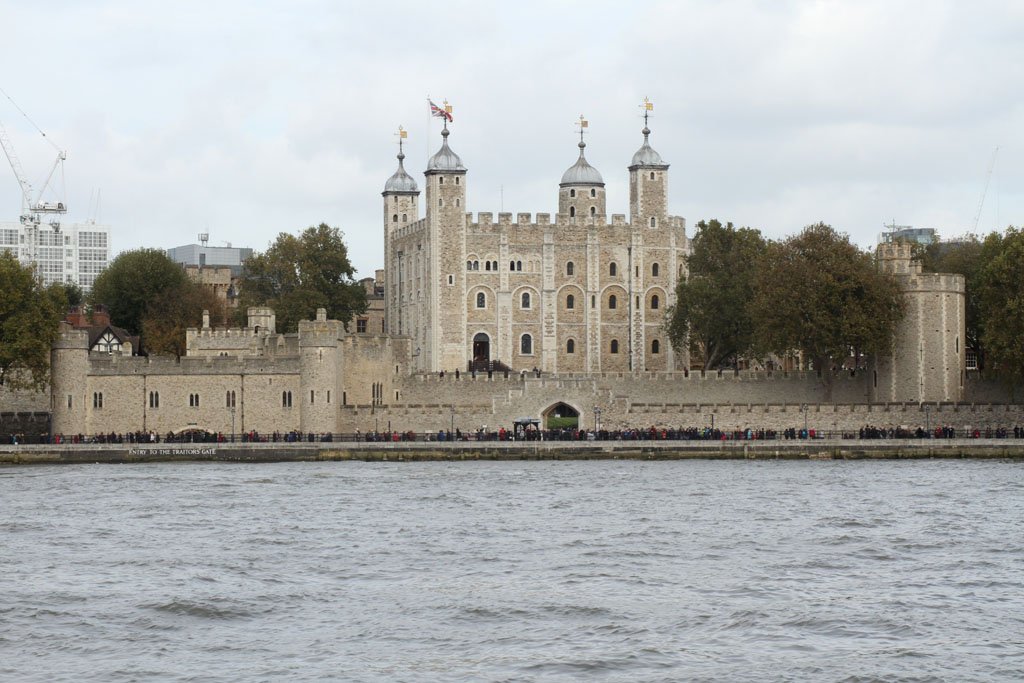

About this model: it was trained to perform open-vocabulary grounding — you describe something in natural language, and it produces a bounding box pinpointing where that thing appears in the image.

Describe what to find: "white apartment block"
[0,220,111,290]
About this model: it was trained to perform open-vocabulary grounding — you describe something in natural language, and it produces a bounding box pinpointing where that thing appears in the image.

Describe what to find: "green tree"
[89,248,189,336]
[750,223,905,399]
[238,223,366,333]
[977,227,1024,386]
[142,282,225,356]
[0,252,67,390]
[666,219,767,369]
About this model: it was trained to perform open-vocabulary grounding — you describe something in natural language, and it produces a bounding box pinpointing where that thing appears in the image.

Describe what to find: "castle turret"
[628,122,670,229]
[50,322,90,437]
[383,134,420,336]
[558,125,606,221]
[424,122,468,371]
[298,308,342,435]
[871,241,966,403]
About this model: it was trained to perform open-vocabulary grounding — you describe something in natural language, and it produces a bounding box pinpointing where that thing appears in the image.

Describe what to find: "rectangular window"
[357,319,367,333]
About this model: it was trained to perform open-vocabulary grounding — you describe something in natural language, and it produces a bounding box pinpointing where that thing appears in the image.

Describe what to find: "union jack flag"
[429,99,453,122]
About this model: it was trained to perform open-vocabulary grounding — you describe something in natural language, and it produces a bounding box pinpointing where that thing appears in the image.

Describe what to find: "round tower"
[50,323,90,437]
[423,122,468,371]
[298,308,342,436]
[628,123,670,229]
[558,135,606,222]
[872,242,966,403]
[383,133,420,336]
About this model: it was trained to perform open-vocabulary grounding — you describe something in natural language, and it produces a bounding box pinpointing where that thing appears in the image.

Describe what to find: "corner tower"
[424,122,468,371]
[628,115,670,229]
[558,117,606,222]
[382,130,420,335]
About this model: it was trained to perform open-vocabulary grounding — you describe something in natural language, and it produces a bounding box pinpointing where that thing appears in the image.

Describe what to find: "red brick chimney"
[91,305,111,328]
[65,305,90,328]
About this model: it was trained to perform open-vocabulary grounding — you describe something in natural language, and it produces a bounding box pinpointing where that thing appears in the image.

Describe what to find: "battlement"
[86,353,302,376]
[53,324,89,350]
[876,241,921,276]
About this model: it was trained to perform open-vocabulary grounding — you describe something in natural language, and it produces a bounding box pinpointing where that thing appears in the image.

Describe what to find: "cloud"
[1,0,1021,278]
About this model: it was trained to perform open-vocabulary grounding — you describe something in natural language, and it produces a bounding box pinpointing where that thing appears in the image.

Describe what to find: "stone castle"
[39,115,1017,439]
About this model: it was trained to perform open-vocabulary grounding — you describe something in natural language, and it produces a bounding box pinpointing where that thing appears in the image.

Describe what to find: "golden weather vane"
[640,97,653,126]
[576,114,589,143]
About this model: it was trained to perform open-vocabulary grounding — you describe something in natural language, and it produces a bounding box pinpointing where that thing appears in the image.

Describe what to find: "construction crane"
[972,146,998,232]
[0,88,68,263]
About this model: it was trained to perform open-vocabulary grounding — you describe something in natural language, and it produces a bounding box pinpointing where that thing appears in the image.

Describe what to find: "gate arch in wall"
[543,402,580,429]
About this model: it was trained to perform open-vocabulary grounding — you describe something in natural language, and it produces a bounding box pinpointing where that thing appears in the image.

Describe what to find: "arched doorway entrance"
[543,402,580,429]
[472,332,490,370]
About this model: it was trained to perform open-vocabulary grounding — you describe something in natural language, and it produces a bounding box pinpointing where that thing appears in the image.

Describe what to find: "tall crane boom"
[972,146,999,232]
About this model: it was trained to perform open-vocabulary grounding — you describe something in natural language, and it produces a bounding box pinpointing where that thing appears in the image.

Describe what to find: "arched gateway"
[543,402,580,429]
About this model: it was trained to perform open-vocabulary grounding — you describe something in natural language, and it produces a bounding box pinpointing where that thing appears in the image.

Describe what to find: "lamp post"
[230,405,236,443]
[593,405,601,433]
[450,404,455,436]
[800,404,808,437]
[924,403,931,437]
[708,413,714,431]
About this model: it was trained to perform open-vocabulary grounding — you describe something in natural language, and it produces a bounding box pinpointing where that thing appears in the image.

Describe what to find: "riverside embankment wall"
[3,440,1024,465]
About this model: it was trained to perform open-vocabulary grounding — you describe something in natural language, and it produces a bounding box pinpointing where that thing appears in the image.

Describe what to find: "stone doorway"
[472,332,490,367]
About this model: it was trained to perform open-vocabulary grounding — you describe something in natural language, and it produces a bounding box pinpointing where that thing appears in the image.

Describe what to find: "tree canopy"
[237,223,366,333]
[750,223,905,397]
[976,227,1024,386]
[666,219,767,369]
[89,248,190,336]
[918,231,1006,372]
[0,252,67,390]
[89,248,224,355]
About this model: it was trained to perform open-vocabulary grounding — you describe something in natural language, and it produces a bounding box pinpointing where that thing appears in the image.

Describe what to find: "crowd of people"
[6,424,1024,445]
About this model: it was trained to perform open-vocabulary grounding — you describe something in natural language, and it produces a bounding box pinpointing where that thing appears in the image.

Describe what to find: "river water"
[2,460,1022,682]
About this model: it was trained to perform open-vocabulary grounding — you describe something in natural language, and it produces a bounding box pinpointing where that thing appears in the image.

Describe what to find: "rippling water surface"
[2,460,1023,681]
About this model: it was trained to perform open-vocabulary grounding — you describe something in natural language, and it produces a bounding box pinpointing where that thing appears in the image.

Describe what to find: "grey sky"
[1,0,1021,278]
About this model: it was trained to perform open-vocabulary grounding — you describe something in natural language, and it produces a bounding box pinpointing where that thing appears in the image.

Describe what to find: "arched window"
[392,214,398,222]
[516,260,522,271]
[590,188,596,197]
[473,260,479,270]
[652,263,660,277]
[566,339,575,354]
[569,206,576,217]
[566,294,575,309]
[610,339,619,354]
[650,171,655,180]
[485,261,491,271]
[566,261,574,276]
[439,176,444,184]
[467,260,472,271]
[476,292,486,308]
[521,292,531,309]
[149,391,159,408]
[93,392,103,409]
[521,334,533,355]
[402,213,407,221]
[510,260,515,271]
[570,189,576,197]
[590,206,596,216]
[652,339,661,354]
[610,262,617,276]
[608,294,617,309]
[650,217,656,227]
[651,295,659,310]
[492,261,498,271]
[455,176,460,185]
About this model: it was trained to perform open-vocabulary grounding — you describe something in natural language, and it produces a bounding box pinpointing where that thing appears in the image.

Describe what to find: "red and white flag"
[429,99,453,122]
